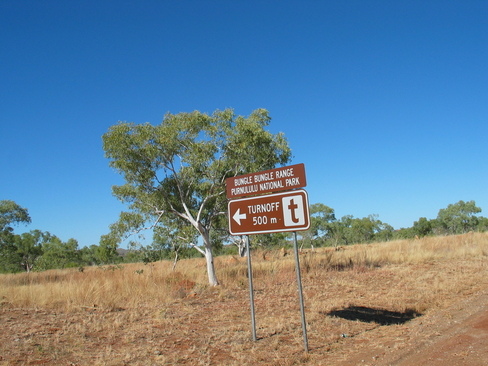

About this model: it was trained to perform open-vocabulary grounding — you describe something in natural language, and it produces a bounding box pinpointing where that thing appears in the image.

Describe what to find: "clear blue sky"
[1,0,487,248]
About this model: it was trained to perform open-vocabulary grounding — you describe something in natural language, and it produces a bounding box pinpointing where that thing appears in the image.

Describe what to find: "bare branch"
[188,241,205,256]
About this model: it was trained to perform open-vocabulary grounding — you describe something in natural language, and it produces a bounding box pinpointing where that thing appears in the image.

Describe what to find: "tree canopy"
[0,200,31,232]
[0,200,32,273]
[435,200,481,235]
[102,108,291,285]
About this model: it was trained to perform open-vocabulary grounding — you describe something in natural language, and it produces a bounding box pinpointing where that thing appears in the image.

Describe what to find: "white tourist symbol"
[282,195,305,226]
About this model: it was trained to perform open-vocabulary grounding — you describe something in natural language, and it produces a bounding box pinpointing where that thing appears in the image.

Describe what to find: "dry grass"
[1,232,488,365]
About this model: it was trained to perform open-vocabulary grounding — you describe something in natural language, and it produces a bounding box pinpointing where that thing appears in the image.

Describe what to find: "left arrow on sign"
[233,208,247,225]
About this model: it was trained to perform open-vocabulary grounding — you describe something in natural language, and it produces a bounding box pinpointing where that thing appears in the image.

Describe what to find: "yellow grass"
[1,232,487,312]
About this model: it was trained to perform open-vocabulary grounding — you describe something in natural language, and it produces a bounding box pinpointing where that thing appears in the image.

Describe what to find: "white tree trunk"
[171,251,179,272]
[204,247,219,286]
[186,232,219,286]
[239,244,247,258]
[234,236,247,257]
[201,230,219,286]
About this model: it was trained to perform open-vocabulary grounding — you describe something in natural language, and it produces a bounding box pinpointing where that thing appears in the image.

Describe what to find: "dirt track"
[337,287,488,366]
[394,289,488,366]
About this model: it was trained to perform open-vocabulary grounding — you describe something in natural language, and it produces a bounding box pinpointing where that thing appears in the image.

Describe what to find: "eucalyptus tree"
[102,108,291,285]
[14,230,47,272]
[306,203,336,246]
[34,236,80,270]
[152,220,199,270]
[411,217,434,238]
[478,216,488,232]
[436,200,482,235]
[0,200,31,234]
[0,200,31,273]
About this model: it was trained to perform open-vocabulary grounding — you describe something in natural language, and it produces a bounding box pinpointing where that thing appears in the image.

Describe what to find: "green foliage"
[0,200,32,273]
[0,243,22,273]
[411,217,434,237]
[303,200,486,246]
[14,230,46,272]
[477,217,488,232]
[0,200,31,232]
[34,236,81,271]
[392,227,413,239]
[374,222,395,242]
[97,235,119,264]
[80,245,101,266]
[436,200,482,235]
[301,205,395,247]
[350,215,378,243]
[303,203,336,246]
[216,245,239,256]
[254,232,290,248]
[124,243,202,264]
[336,215,378,245]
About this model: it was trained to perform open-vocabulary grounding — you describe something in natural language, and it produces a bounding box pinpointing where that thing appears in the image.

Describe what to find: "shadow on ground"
[326,306,421,325]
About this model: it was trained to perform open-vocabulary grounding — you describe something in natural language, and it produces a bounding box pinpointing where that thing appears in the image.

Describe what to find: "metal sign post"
[293,231,309,352]
[246,235,257,341]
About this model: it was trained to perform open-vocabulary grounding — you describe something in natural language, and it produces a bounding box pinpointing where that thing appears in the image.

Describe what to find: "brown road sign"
[228,189,310,235]
[226,163,307,199]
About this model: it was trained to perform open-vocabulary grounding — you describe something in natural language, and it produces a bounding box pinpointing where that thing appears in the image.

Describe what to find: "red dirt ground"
[1,287,488,365]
